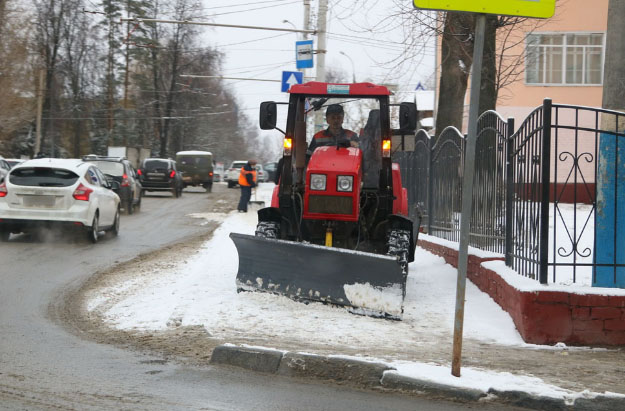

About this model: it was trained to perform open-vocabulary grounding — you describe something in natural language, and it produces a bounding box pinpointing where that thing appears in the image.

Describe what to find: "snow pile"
[343,282,403,317]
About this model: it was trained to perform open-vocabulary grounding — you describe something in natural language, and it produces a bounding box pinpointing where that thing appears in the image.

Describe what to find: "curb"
[380,372,484,402]
[209,344,624,410]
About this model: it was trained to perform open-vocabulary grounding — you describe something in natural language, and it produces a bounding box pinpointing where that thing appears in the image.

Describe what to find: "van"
[175,151,214,192]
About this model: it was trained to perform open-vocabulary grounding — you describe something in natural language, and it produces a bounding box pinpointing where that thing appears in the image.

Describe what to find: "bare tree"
[0,0,34,154]
[60,0,98,157]
[34,0,72,155]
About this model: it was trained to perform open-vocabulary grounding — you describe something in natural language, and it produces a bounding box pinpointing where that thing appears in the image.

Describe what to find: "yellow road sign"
[413,0,556,18]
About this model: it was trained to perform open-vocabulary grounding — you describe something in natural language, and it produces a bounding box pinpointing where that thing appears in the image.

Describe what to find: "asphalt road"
[0,184,522,410]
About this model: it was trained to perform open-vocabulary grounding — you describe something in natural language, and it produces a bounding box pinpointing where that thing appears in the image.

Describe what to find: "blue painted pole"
[594,1,625,288]
[594,132,625,287]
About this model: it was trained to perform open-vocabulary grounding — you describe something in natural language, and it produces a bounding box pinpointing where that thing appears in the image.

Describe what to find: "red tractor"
[230,82,419,319]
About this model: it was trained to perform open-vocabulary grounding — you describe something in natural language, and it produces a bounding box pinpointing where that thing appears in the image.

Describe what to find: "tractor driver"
[307,104,359,155]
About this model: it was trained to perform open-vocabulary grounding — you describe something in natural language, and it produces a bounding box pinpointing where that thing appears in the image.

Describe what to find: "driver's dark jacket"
[307,128,359,155]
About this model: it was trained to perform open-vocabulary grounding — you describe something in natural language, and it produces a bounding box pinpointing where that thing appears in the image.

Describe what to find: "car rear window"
[179,156,211,167]
[144,160,170,171]
[10,167,79,187]
[87,160,124,176]
[231,162,246,169]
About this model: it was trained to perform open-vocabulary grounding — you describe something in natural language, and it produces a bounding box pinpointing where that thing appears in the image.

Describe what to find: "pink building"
[461,0,610,203]
[496,0,607,121]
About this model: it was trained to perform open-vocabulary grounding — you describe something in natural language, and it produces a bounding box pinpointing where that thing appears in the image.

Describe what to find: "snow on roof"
[16,158,86,169]
[176,151,212,156]
[415,91,434,111]
[419,117,434,128]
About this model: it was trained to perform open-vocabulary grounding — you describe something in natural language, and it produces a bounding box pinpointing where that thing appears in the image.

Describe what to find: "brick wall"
[418,239,625,346]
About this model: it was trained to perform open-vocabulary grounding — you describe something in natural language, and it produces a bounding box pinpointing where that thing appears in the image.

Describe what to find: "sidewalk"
[84,183,625,410]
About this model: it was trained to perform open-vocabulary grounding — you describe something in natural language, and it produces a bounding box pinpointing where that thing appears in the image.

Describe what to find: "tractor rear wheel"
[387,229,411,297]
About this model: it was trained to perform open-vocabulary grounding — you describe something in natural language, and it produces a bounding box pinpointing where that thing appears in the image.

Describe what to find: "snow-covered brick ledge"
[418,234,625,346]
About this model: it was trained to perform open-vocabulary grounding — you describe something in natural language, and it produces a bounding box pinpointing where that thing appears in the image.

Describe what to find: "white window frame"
[525,32,605,86]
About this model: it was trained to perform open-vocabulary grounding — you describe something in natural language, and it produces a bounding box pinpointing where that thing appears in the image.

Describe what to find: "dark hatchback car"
[138,158,183,197]
[83,155,142,214]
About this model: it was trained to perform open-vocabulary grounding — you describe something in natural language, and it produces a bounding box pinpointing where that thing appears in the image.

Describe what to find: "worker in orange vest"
[237,159,257,212]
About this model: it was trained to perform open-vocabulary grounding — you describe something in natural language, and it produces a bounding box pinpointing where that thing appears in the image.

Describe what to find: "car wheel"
[111,209,120,237]
[207,182,213,193]
[227,181,235,188]
[0,230,9,242]
[87,214,99,244]
[126,198,134,215]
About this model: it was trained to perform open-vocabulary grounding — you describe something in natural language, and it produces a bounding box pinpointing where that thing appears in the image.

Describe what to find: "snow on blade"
[343,282,403,318]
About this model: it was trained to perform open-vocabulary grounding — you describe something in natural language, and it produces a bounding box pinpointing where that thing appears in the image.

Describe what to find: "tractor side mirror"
[399,102,417,132]
[259,101,277,130]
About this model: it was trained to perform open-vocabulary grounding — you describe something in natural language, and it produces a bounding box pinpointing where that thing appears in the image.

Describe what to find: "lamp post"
[282,19,298,38]
[339,51,356,83]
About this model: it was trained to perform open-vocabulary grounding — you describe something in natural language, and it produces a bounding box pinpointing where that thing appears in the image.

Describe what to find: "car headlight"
[337,175,353,192]
[310,174,326,191]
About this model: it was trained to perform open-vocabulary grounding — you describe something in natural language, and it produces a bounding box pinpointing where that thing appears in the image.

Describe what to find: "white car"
[255,164,268,182]
[225,160,248,188]
[0,158,121,243]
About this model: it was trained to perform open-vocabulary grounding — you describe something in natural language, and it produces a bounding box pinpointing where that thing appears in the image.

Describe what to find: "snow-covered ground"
[86,183,621,403]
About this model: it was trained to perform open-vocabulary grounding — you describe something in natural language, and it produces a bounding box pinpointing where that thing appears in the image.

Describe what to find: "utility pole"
[35,68,44,156]
[314,0,328,133]
[303,0,311,40]
[123,3,131,147]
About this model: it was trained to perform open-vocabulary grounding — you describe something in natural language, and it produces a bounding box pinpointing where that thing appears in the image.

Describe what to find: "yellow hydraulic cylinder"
[325,227,333,247]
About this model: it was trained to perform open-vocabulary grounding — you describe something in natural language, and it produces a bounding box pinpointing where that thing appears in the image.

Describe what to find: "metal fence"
[397,99,625,287]
[396,111,511,254]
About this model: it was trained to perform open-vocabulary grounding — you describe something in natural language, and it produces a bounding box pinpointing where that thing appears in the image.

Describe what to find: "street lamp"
[282,19,298,39]
[339,51,356,83]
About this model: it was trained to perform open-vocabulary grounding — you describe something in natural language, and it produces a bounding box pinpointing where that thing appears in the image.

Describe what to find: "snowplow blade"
[230,233,406,319]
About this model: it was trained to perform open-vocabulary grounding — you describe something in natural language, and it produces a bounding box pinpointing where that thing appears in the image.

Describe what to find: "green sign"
[413,0,556,18]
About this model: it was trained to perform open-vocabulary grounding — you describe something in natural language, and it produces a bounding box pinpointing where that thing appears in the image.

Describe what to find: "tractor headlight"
[310,174,327,191]
[337,175,353,192]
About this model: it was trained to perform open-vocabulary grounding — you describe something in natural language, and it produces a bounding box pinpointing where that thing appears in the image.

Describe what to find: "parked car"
[175,150,213,192]
[4,158,26,169]
[138,158,183,197]
[213,163,224,182]
[0,157,10,183]
[0,158,121,243]
[263,161,278,183]
[255,164,268,182]
[82,155,142,214]
[225,160,248,188]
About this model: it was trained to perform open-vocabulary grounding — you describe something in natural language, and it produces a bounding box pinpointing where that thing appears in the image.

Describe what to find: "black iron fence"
[397,99,625,287]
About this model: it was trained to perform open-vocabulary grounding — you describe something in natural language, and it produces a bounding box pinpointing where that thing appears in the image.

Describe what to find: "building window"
[526,33,604,85]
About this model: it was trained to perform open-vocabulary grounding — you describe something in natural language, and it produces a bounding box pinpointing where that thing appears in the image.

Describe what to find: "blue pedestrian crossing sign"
[296,40,314,69]
[281,71,303,92]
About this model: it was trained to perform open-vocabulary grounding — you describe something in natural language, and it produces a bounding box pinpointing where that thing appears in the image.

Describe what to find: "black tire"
[126,198,134,215]
[227,181,235,188]
[387,229,411,298]
[0,230,9,242]
[255,221,279,239]
[207,182,212,193]
[111,209,120,237]
[87,214,99,244]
